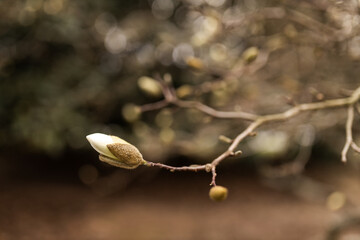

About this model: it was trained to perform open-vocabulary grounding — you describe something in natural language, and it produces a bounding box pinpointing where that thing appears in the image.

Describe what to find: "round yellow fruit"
[209,186,228,202]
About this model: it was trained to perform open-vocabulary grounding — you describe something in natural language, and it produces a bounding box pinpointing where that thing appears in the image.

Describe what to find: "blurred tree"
[0,0,359,167]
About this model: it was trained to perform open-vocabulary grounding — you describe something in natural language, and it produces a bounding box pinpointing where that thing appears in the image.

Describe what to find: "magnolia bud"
[137,76,162,97]
[122,103,141,122]
[186,57,204,70]
[86,133,146,169]
[209,186,228,202]
[176,85,193,99]
[242,47,258,64]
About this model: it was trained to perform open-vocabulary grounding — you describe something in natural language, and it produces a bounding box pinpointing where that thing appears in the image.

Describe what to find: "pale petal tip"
[86,133,106,140]
[86,133,116,159]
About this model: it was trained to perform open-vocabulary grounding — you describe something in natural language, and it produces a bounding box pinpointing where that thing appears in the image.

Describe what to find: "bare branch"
[210,166,217,186]
[218,135,233,143]
[356,102,360,116]
[225,7,341,42]
[351,142,360,153]
[326,216,360,240]
[141,86,360,183]
[211,86,360,168]
[287,9,336,36]
[341,106,355,162]
[140,100,169,112]
[140,77,259,121]
[175,99,258,121]
[144,161,206,172]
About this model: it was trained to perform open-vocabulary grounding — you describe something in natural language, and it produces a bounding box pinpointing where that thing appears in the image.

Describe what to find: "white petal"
[110,135,130,145]
[86,133,117,159]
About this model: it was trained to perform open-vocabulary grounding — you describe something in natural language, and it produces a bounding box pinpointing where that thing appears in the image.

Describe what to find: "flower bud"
[176,85,193,98]
[137,76,162,97]
[209,186,228,202]
[86,133,145,169]
[122,103,141,122]
[242,47,258,64]
[186,57,204,70]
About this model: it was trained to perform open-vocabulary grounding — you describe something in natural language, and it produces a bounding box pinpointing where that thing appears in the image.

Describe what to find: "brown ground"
[1,161,360,240]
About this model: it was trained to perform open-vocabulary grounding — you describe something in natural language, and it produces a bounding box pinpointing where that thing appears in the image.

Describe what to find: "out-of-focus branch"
[141,98,259,120]
[326,216,360,240]
[191,50,270,97]
[140,77,259,121]
[175,100,258,120]
[286,9,336,36]
[351,142,360,153]
[225,7,335,34]
[225,7,355,43]
[356,103,360,113]
[142,83,360,185]
[140,99,169,112]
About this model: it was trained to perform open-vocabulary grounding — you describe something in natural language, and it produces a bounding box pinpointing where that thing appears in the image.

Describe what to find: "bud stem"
[144,160,207,172]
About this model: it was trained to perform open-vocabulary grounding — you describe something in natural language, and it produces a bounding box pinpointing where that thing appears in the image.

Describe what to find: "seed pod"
[209,186,228,202]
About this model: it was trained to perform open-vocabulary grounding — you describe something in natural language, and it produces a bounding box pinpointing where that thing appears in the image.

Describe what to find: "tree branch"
[175,99,258,121]
[351,142,360,153]
[141,100,169,112]
[341,105,355,162]
[140,76,259,121]
[141,85,360,184]
[144,161,206,172]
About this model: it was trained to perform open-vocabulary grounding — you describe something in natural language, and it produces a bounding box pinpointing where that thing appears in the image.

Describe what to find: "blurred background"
[1,0,360,239]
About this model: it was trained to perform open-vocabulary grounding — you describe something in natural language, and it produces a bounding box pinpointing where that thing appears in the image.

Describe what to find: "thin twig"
[175,99,258,121]
[225,7,340,42]
[141,100,169,112]
[342,105,355,162]
[287,9,336,36]
[356,102,360,115]
[144,161,206,172]
[219,135,233,143]
[326,216,360,240]
[210,166,217,186]
[351,142,360,153]
[141,79,258,121]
